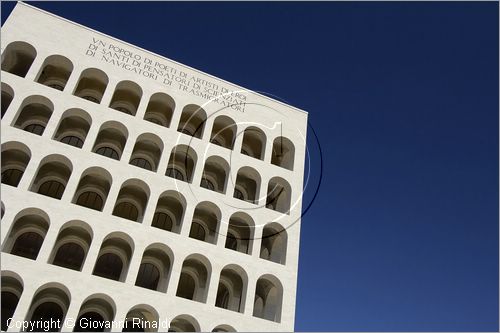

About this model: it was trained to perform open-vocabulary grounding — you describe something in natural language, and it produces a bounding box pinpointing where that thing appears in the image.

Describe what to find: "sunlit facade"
[1,3,307,332]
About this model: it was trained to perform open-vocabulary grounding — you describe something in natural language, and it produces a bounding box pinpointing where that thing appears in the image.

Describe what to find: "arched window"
[189,202,221,244]
[266,177,292,214]
[92,121,128,161]
[49,221,92,272]
[112,179,149,223]
[73,68,109,104]
[93,253,123,281]
[1,41,37,77]
[129,133,163,172]
[52,242,85,271]
[13,96,54,136]
[72,167,112,212]
[1,142,31,188]
[1,273,23,331]
[200,156,229,194]
[233,167,260,204]
[166,145,197,183]
[260,223,287,265]
[134,244,172,292]
[25,284,70,332]
[271,136,295,170]
[109,80,142,116]
[144,92,175,127]
[225,213,254,255]
[210,116,236,150]
[215,265,247,313]
[151,191,185,234]
[241,127,266,160]
[75,295,116,332]
[36,55,73,91]
[176,255,211,303]
[4,210,49,260]
[30,155,72,200]
[253,276,283,322]
[177,104,206,139]
[53,109,91,149]
[92,233,133,282]
[1,82,14,118]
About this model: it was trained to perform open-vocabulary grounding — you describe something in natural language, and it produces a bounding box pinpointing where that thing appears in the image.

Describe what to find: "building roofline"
[16,2,309,116]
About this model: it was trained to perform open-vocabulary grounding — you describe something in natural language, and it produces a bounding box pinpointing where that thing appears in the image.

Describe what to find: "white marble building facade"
[1,3,307,332]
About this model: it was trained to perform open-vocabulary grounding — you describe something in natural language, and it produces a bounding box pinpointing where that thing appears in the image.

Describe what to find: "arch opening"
[241,127,266,160]
[1,142,31,188]
[112,180,150,223]
[30,155,72,200]
[53,109,92,149]
[176,255,210,303]
[177,104,206,139]
[49,221,92,271]
[129,134,163,172]
[253,276,283,322]
[73,68,109,103]
[189,202,220,245]
[225,213,254,255]
[1,272,24,331]
[1,41,37,77]
[135,245,172,292]
[265,177,291,214]
[210,116,236,150]
[36,55,73,91]
[271,137,295,171]
[93,233,133,282]
[143,92,175,127]
[13,96,54,136]
[109,81,142,116]
[92,121,128,160]
[3,210,50,260]
[200,156,229,194]
[260,223,287,265]
[165,145,196,183]
[151,191,185,234]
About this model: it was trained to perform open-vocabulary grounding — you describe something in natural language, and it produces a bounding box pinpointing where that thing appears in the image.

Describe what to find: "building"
[0,3,307,332]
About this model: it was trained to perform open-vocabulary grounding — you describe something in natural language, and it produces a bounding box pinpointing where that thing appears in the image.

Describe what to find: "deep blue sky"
[2,2,498,331]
